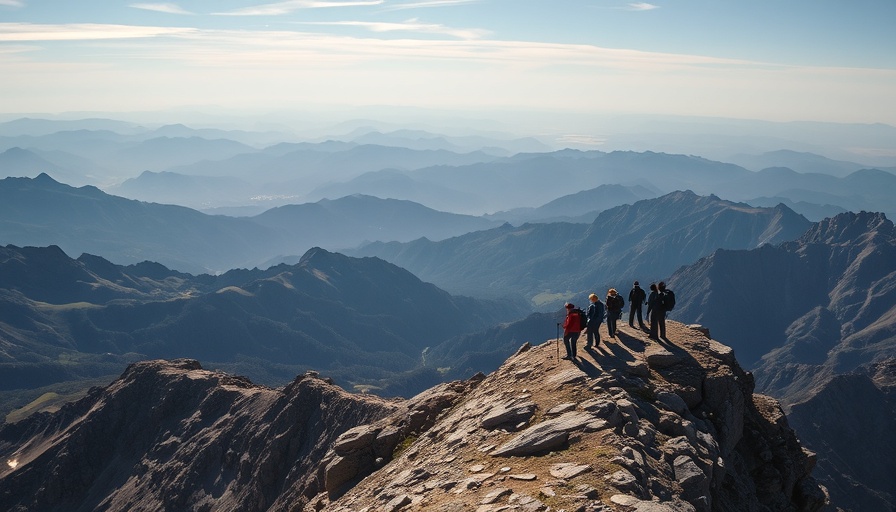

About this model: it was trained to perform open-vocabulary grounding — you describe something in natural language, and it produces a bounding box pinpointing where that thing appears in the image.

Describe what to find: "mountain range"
[352,191,812,305]
[0,175,505,273]
[0,244,527,418]
[3,117,894,221]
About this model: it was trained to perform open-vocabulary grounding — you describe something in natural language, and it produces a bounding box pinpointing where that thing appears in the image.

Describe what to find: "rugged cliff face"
[0,360,399,512]
[0,322,825,512]
[785,359,896,512]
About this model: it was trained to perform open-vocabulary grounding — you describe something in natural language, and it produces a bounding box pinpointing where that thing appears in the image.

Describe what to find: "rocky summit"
[0,321,825,512]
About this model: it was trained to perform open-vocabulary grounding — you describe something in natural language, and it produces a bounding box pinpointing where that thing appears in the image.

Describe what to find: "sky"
[1,0,895,127]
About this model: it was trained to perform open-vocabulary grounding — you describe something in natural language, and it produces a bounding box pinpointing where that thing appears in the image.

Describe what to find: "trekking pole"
[556,322,560,362]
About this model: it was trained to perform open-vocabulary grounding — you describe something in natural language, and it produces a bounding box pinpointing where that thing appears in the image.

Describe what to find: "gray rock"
[481,487,513,504]
[373,426,402,459]
[610,494,697,512]
[616,399,640,423]
[384,494,411,512]
[606,469,641,493]
[687,324,711,339]
[674,455,710,511]
[646,348,683,369]
[333,425,378,454]
[547,369,587,387]
[627,360,651,377]
[545,402,577,416]
[490,412,596,457]
[656,390,689,416]
[708,341,736,365]
[549,462,592,479]
[482,401,536,429]
[662,436,698,465]
[579,398,621,426]
[324,454,361,497]
[575,484,600,499]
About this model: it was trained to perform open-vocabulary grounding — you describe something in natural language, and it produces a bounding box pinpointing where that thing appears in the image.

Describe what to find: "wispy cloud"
[130,3,194,15]
[0,22,195,42]
[299,19,488,39]
[0,0,25,7]
[382,0,478,11]
[214,0,384,16]
[627,3,659,11]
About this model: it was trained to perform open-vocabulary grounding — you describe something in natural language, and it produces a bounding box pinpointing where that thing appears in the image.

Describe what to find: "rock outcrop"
[306,322,825,512]
[0,360,398,512]
[0,322,825,511]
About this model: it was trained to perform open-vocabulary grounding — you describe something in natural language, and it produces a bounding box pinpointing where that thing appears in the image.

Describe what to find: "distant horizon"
[1,1,894,127]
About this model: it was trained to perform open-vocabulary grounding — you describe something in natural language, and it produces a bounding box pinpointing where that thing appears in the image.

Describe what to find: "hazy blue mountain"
[305,169,481,210]
[745,196,847,222]
[0,175,511,273]
[109,170,255,210]
[111,136,258,173]
[310,150,752,215]
[349,128,553,155]
[485,184,658,224]
[0,174,281,273]
[148,123,291,147]
[0,117,142,137]
[0,245,526,406]
[352,191,811,305]
[713,167,896,219]
[727,149,877,177]
[251,194,502,253]
[0,146,92,186]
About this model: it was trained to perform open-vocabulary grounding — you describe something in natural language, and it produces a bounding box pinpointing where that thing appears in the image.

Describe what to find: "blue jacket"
[587,300,605,325]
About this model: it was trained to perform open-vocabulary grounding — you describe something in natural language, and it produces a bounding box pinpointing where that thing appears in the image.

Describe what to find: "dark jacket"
[647,291,663,313]
[606,295,624,312]
[587,301,605,325]
[629,286,646,306]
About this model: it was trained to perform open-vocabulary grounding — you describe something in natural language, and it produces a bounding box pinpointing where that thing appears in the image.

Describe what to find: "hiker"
[605,288,624,338]
[585,293,605,348]
[628,280,647,329]
[649,281,668,340]
[562,302,583,359]
[645,282,658,324]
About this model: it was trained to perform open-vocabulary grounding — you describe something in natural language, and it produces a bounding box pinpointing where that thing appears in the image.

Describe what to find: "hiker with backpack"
[628,280,647,330]
[645,282,658,324]
[649,281,673,340]
[562,302,585,360]
[585,293,605,348]
[605,288,624,338]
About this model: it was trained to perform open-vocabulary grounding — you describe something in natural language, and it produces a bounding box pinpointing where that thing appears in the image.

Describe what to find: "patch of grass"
[392,434,418,458]
[34,301,101,311]
[5,390,86,424]
[531,291,570,307]
[352,384,382,394]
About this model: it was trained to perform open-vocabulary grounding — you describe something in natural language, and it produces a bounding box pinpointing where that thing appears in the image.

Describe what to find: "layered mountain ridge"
[0,244,526,402]
[353,191,811,304]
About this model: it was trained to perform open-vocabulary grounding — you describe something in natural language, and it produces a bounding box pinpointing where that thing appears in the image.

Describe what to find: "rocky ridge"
[0,321,825,511]
[306,321,824,512]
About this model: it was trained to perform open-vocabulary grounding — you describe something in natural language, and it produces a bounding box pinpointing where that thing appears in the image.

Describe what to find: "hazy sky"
[1,0,894,126]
